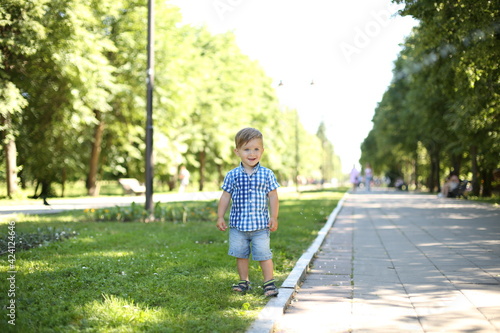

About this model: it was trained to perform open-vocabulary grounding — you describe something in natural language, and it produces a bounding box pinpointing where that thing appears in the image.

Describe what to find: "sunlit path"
[272,190,500,332]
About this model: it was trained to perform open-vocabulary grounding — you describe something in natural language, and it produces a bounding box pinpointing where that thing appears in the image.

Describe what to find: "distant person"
[364,163,373,191]
[439,174,459,198]
[349,165,360,192]
[216,128,280,297]
[395,178,407,191]
[178,165,190,193]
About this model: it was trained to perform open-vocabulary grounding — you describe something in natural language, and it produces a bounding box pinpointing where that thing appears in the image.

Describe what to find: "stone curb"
[246,192,349,333]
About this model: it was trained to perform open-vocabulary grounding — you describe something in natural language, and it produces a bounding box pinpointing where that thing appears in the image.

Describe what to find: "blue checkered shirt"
[221,163,280,232]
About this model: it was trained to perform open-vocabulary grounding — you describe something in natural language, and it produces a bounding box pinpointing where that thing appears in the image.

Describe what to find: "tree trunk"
[33,181,40,198]
[167,175,176,191]
[413,153,419,190]
[40,179,51,205]
[481,169,492,197]
[1,114,19,197]
[199,149,206,191]
[429,149,440,193]
[435,152,441,193]
[470,145,480,196]
[86,110,105,196]
[217,163,223,185]
[451,153,462,175]
[61,167,67,197]
[431,158,437,193]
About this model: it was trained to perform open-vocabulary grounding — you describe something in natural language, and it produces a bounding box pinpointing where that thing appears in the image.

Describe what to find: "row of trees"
[361,0,499,196]
[0,0,341,198]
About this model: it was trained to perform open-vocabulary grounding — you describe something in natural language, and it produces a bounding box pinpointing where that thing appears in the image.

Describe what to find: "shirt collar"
[239,162,260,175]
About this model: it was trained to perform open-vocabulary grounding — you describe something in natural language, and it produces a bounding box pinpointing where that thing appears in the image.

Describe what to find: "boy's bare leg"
[259,259,274,281]
[237,258,250,281]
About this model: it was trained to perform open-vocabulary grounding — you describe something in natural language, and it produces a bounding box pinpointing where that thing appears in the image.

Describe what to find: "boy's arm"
[217,191,231,231]
[268,189,279,232]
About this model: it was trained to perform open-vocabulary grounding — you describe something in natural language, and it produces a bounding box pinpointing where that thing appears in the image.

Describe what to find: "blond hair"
[235,128,263,149]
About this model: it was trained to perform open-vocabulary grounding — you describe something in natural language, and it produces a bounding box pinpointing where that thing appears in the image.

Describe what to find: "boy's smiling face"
[234,138,264,170]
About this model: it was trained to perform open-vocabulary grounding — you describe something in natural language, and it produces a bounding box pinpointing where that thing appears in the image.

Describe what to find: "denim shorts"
[228,228,272,261]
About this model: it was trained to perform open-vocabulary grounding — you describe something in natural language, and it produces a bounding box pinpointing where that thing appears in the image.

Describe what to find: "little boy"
[217,128,280,297]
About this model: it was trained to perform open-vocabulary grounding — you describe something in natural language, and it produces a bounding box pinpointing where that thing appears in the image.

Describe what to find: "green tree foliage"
[361,0,499,196]
[0,0,44,197]
[317,122,342,183]
[0,0,340,197]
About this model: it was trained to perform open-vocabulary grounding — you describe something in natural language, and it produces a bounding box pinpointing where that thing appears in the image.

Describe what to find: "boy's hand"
[268,217,278,232]
[217,217,227,231]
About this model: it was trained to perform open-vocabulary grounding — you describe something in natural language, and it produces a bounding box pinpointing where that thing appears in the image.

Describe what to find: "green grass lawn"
[0,189,346,332]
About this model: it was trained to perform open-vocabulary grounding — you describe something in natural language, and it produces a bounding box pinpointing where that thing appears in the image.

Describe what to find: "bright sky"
[169,0,418,173]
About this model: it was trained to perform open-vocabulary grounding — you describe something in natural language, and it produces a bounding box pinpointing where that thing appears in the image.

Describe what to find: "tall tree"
[316,122,335,183]
[0,0,46,197]
[362,0,498,195]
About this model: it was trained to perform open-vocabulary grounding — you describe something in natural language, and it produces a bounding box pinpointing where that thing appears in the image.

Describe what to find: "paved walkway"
[0,186,310,218]
[0,192,222,218]
[269,190,500,332]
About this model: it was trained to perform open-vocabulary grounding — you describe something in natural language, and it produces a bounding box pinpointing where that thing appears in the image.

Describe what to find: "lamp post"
[145,0,154,214]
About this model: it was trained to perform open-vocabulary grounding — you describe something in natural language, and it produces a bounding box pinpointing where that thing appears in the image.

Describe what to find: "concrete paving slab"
[297,284,352,295]
[418,312,495,332]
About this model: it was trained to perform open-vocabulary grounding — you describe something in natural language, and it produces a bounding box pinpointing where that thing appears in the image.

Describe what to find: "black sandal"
[232,280,251,293]
[263,279,279,297]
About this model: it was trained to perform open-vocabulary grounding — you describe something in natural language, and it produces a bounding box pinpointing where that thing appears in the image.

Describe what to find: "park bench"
[118,178,146,195]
